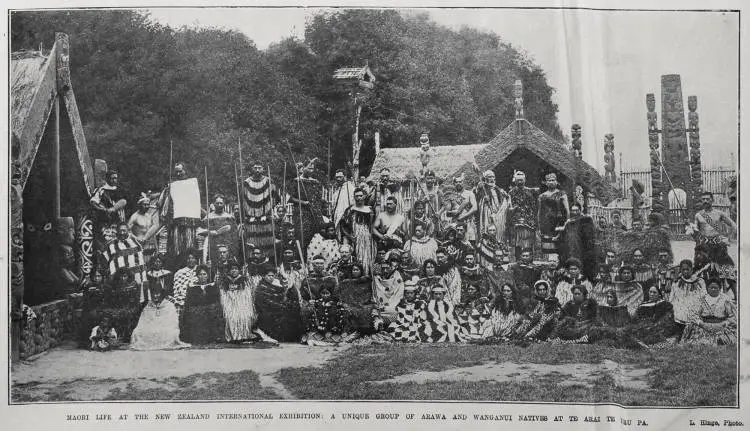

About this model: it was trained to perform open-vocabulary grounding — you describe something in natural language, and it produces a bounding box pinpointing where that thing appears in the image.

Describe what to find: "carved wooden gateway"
[646,74,703,218]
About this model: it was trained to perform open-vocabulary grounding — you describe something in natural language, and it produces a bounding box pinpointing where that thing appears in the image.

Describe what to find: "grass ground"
[276,343,738,406]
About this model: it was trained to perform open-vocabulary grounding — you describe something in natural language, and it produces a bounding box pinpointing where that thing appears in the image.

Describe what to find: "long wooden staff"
[169,139,173,184]
[234,162,246,264]
[268,165,279,269]
[237,136,247,262]
[296,239,319,323]
[282,162,288,224]
[204,166,210,264]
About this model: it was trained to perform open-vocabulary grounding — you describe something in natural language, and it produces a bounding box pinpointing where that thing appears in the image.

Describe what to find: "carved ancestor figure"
[603,134,616,183]
[571,124,582,159]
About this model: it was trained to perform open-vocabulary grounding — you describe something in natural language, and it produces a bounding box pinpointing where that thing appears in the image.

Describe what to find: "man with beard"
[128,193,161,259]
[340,188,376,276]
[654,248,675,293]
[211,244,234,281]
[460,251,483,301]
[91,170,128,259]
[449,175,478,243]
[474,170,510,244]
[402,221,438,268]
[159,162,202,262]
[203,194,239,264]
[245,247,271,278]
[102,222,148,302]
[537,172,569,260]
[556,203,597,281]
[329,244,356,280]
[508,170,539,260]
[435,248,462,306]
[611,210,628,232]
[242,161,279,258]
[329,169,355,236]
[306,222,341,272]
[692,191,737,297]
[453,223,475,264]
[373,196,406,253]
[278,222,299,262]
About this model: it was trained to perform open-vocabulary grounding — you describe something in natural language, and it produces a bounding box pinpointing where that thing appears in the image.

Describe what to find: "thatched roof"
[468,119,619,203]
[367,144,485,181]
[11,34,94,194]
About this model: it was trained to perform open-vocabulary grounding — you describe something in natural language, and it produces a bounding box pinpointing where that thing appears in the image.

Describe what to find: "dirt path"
[12,343,349,400]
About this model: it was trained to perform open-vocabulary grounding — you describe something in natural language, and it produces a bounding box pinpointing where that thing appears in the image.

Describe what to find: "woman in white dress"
[130,286,190,351]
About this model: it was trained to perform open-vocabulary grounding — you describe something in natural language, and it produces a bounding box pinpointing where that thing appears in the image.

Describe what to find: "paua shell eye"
[26,224,36,232]
[43,222,53,231]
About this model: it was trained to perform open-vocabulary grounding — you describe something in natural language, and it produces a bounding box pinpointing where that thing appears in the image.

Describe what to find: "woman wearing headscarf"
[551,284,598,343]
[681,278,736,345]
[514,280,560,341]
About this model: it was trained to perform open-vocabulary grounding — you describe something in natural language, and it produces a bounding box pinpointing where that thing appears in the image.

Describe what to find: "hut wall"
[19,295,84,359]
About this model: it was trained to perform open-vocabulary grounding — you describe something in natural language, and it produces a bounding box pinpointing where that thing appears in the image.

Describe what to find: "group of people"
[84,158,738,350]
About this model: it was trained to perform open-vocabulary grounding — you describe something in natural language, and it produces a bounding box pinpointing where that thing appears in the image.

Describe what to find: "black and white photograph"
[4,1,747,427]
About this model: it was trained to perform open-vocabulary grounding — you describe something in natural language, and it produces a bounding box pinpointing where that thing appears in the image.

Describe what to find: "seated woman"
[338,263,376,336]
[590,265,644,317]
[388,277,428,342]
[667,259,707,325]
[554,258,592,306]
[681,279,736,346]
[130,286,190,350]
[457,283,493,339]
[217,259,257,343]
[180,264,224,345]
[417,259,446,301]
[514,280,561,342]
[551,284,598,343]
[146,253,173,300]
[596,290,631,328]
[628,285,680,345]
[483,283,525,341]
[420,284,469,343]
[254,264,303,342]
[301,284,349,345]
[588,290,642,349]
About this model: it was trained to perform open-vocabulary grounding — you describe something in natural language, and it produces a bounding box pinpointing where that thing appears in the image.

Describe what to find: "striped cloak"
[102,237,147,301]
[242,176,276,255]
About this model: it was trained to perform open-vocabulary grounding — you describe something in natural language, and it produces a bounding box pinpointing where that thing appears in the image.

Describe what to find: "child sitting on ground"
[89,316,118,351]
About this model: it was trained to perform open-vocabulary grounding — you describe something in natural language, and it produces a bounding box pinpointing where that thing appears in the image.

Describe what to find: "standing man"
[537,172,569,261]
[241,161,278,259]
[418,170,441,223]
[692,191,737,296]
[474,170,510,244]
[376,168,403,214]
[289,160,325,250]
[556,203,597,281]
[508,170,539,260]
[90,170,128,259]
[204,194,239,264]
[329,169,355,238]
[159,162,202,264]
[128,193,161,259]
[451,174,478,244]
[102,222,148,302]
[339,188,377,275]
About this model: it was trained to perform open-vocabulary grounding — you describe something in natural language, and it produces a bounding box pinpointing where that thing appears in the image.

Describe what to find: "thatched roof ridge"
[367,144,485,181]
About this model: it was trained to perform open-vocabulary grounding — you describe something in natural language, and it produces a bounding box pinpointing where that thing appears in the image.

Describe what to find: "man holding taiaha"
[373,196,407,253]
[474,170,510,245]
[90,170,128,260]
[289,159,325,250]
[339,187,376,276]
[329,169,355,238]
[449,174,478,244]
[241,161,279,258]
[691,191,737,295]
[418,170,441,223]
[508,170,539,260]
[537,172,569,261]
[158,162,202,262]
[128,192,161,260]
[203,194,239,263]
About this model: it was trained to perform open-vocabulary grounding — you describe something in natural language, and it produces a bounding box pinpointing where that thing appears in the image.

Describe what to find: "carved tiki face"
[571,124,582,140]
[688,96,697,112]
[646,94,656,112]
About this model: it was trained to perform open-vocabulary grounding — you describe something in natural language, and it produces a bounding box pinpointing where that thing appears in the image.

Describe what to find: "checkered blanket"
[103,237,147,288]
[388,300,427,342]
[420,299,469,343]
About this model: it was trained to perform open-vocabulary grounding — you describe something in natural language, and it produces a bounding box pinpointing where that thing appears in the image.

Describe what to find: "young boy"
[89,316,118,351]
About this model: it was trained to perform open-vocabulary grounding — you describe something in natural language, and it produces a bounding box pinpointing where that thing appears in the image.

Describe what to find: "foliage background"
[12,9,562,203]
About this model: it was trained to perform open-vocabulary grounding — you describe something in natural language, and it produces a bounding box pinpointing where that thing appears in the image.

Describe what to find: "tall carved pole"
[687,95,702,209]
[571,124,583,159]
[660,75,691,214]
[603,134,616,183]
[646,93,665,214]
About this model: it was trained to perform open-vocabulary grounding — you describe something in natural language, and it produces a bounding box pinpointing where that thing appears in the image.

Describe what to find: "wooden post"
[54,95,61,219]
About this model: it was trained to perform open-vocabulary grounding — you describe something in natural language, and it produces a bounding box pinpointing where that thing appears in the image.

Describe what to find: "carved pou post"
[687,95,702,209]
[646,93,664,214]
[603,134,616,183]
[513,79,524,120]
[10,162,24,363]
[571,124,582,159]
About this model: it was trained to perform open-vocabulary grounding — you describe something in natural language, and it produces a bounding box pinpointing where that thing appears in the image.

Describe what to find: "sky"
[145,7,740,171]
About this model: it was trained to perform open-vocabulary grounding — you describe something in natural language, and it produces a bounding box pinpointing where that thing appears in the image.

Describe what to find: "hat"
[513,170,526,181]
[404,276,420,291]
[137,192,151,205]
[431,285,447,293]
